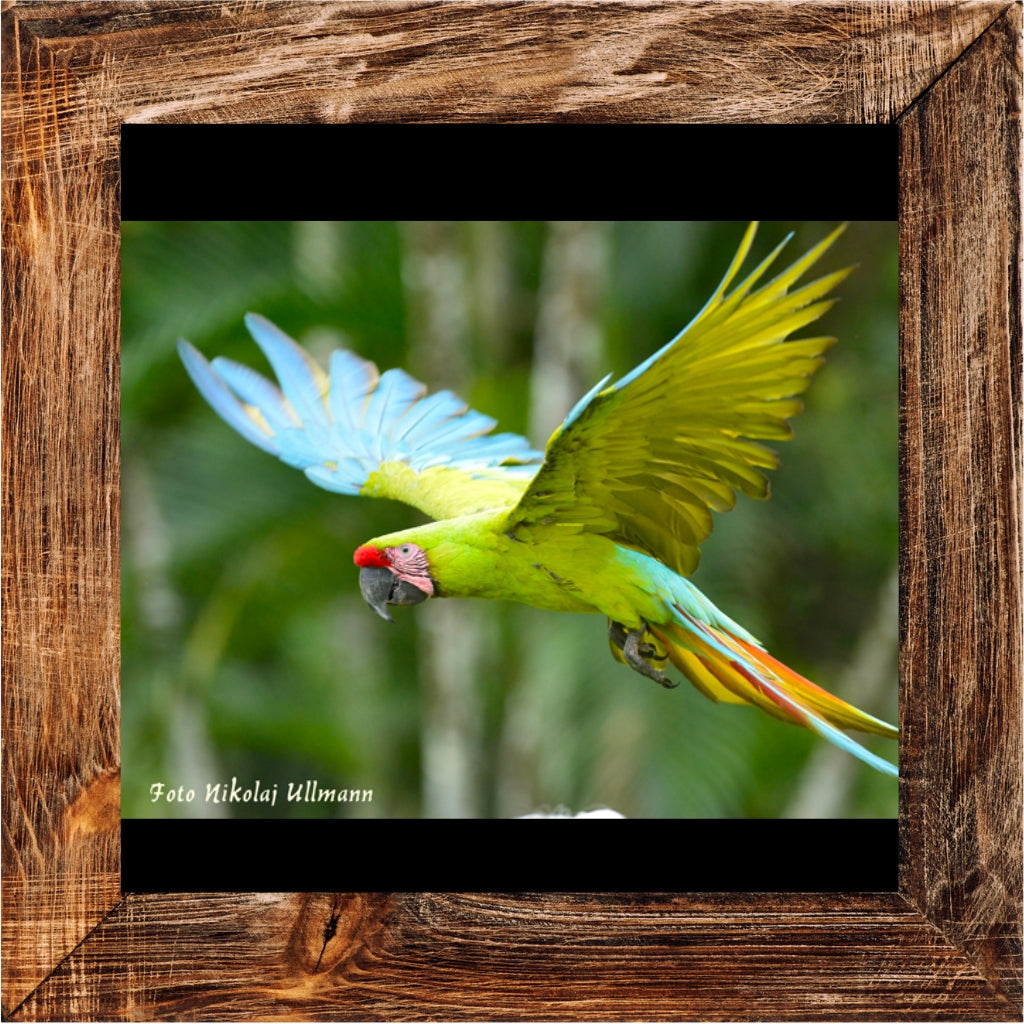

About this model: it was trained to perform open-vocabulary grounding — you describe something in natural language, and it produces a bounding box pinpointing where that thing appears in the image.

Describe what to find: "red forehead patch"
[353,545,390,568]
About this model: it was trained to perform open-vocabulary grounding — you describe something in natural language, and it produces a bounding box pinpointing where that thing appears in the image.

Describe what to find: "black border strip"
[123,818,897,892]
[121,125,896,221]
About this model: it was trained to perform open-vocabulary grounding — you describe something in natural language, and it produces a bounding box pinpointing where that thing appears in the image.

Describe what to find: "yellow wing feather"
[503,223,851,576]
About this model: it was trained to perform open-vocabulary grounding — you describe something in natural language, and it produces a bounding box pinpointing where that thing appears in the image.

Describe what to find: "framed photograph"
[2,2,1019,1019]
[116,214,899,894]
[119,218,897,815]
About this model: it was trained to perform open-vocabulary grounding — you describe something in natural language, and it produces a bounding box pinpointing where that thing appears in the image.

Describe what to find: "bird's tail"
[650,611,898,777]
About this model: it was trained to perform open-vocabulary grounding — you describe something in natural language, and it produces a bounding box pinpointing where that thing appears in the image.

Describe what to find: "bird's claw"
[609,620,678,688]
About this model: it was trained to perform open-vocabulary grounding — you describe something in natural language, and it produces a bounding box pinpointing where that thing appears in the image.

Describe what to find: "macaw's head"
[353,542,435,623]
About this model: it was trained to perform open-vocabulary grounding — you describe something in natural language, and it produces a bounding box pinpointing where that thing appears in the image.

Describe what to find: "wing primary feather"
[692,220,764,321]
[181,316,541,520]
[178,340,278,454]
[691,232,796,331]
[363,368,428,462]
[210,357,299,432]
[391,390,468,443]
[327,349,381,433]
[413,409,498,449]
[506,222,851,577]
[364,368,426,438]
[611,224,787,395]
[243,313,330,429]
[745,224,848,311]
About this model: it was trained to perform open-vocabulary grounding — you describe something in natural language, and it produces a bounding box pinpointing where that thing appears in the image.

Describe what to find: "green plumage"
[350,224,898,774]
[366,223,851,590]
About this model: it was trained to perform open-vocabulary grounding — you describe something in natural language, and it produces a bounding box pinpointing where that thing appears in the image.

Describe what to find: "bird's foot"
[608,620,678,688]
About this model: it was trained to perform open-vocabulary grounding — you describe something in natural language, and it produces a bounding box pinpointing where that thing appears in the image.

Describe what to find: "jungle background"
[121,220,898,819]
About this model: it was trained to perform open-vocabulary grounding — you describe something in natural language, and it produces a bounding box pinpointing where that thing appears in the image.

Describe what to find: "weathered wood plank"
[12,892,1014,1021]
[1,21,122,1013]
[8,0,1011,125]
[898,0,1023,1008]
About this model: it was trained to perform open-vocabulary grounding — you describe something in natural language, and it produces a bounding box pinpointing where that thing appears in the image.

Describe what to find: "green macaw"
[179,223,898,777]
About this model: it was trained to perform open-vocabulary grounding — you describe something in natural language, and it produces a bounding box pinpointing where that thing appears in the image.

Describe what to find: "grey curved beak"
[359,567,429,623]
[359,567,395,622]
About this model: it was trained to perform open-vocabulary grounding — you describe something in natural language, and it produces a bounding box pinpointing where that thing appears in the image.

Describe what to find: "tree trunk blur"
[496,221,611,816]
[399,221,488,817]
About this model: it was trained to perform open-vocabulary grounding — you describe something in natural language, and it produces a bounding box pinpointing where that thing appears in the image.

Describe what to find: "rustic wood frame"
[2,1,1020,1019]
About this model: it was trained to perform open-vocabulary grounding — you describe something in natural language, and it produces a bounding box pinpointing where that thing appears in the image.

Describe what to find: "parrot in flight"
[178,222,898,777]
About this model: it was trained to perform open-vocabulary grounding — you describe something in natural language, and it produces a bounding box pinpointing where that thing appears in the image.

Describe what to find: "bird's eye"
[400,545,411,555]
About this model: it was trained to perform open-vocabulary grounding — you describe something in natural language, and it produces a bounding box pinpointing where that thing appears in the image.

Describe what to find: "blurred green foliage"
[121,221,898,819]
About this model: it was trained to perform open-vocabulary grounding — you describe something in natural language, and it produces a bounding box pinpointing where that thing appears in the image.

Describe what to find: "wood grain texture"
[8,893,1015,1021]
[1,0,1021,1020]
[1,13,122,1012]
[4,0,1012,124]
[898,2,1023,1006]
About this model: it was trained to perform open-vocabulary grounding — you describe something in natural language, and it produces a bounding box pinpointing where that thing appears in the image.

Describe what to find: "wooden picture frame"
[2,1,1020,1019]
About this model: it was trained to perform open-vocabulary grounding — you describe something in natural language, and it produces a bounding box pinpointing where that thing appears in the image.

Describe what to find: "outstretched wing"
[179,314,543,521]
[504,223,851,576]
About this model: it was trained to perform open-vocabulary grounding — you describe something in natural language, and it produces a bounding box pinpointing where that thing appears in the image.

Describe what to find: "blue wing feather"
[180,314,544,515]
[303,462,365,494]
[210,357,298,433]
[413,408,498,449]
[243,313,331,430]
[365,369,426,436]
[393,390,472,444]
[327,349,379,433]
[178,340,279,454]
